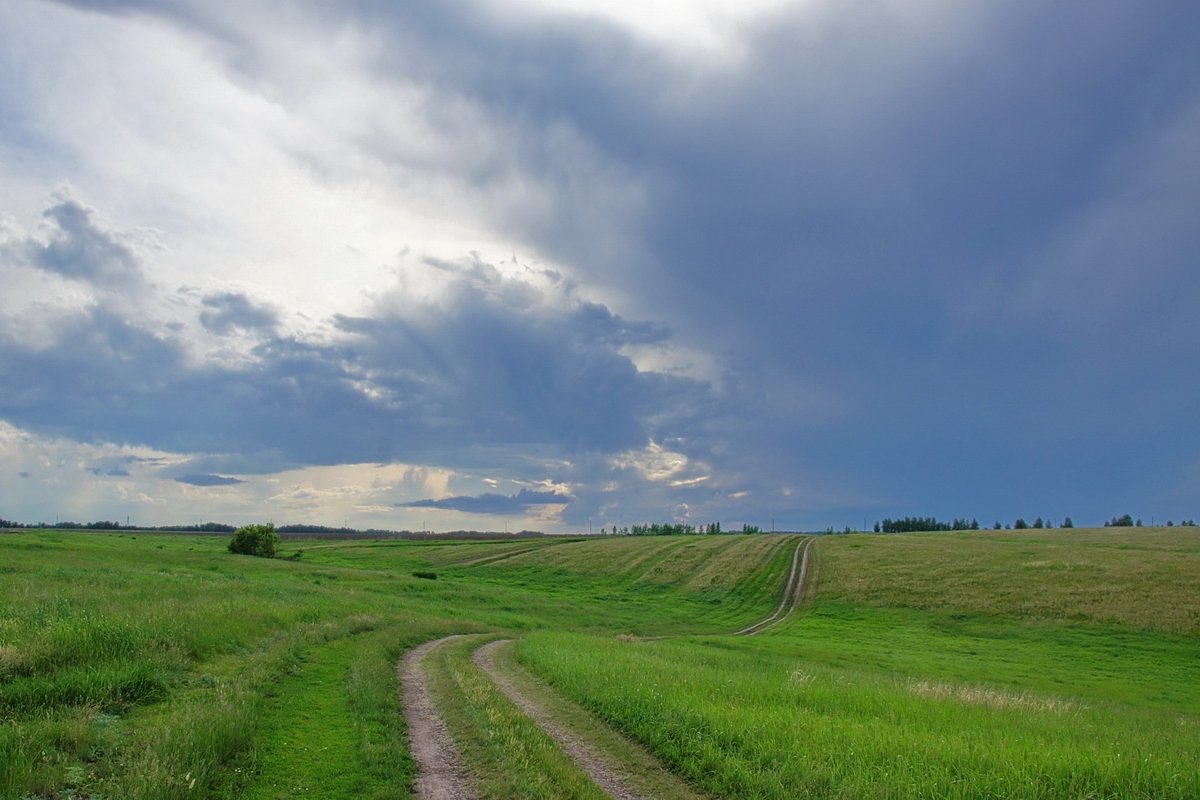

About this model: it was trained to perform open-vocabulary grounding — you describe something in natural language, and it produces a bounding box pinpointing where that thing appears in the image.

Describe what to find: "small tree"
[228,523,280,557]
[1062,516,1074,528]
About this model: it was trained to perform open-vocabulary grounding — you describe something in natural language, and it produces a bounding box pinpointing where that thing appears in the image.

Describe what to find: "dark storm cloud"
[5,193,143,287]
[21,1,1200,525]
[87,466,130,477]
[174,473,244,486]
[199,292,279,334]
[83,453,168,478]
[327,260,681,459]
[401,489,568,516]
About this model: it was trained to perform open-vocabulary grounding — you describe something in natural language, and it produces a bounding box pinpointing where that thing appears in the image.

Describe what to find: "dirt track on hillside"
[400,537,815,797]
[399,635,476,800]
[736,536,812,635]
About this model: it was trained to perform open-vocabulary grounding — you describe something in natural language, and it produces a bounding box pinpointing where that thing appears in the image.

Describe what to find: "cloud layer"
[2,0,1199,530]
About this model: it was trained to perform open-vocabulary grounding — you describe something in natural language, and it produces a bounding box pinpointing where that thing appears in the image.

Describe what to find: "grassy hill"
[1,528,1197,798]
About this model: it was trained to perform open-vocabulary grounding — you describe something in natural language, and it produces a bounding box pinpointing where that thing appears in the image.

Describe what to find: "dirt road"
[472,639,650,800]
[400,537,815,797]
[399,635,477,800]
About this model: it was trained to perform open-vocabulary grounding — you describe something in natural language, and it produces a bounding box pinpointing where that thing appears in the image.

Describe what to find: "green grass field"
[0,527,1197,798]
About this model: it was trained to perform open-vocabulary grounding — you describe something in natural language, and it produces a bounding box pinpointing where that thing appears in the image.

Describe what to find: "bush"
[412,571,437,580]
[227,524,280,557]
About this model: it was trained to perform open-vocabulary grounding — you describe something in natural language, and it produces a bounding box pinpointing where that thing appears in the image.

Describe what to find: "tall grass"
[0,533,408,798]
[513,529,1200,799]
[2,531,779,797]
[817,528,1200,634]
[517,629,1200,799]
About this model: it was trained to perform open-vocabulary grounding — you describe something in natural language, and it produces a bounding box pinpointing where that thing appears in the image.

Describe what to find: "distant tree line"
[4,513,1198,537]
[158,522,238,532]
[881,516,1066,532]
[625,522,701,535]
[867,514,1200,533]
[875,517,980,533]
[0,518,235,532]
[1009,517,1056,529]
[277,524,359,535]
[0,518,550,538]
[1104,514,1197,527]
[611,522,763,536]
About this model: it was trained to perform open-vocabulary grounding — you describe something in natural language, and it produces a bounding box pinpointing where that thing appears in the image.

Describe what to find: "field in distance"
[0,527,1197,798]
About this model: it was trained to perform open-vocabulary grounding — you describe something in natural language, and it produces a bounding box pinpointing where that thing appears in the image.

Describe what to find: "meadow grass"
[1,527,1197,798]
[517,621,1199,798]
[816,528,1200,634]
[513,529,1200,799]
[215,620,439,800]
[0,530,776,797]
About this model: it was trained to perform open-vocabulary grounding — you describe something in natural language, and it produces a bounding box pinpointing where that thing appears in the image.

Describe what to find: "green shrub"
[227,524,280,558]
[412,571,438,580]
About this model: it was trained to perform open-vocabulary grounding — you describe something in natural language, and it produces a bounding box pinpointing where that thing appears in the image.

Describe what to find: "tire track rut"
[399,635,477,800]
[737,536,813,635]
[473,639,650,800]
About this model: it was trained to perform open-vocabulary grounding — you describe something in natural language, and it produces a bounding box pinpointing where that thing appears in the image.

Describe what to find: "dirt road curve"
[473,639,648,800]
[400,539,814,798]
[399,636,477,800]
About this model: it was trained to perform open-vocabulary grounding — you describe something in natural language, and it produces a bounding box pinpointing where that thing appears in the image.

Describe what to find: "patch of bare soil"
[399,635,477,800]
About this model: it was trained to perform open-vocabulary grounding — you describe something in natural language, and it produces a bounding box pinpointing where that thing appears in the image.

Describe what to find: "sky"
[2,0,1198,533]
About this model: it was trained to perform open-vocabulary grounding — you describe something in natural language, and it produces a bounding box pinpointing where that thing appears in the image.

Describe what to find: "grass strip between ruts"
[424,633,609,800]
[478,638,706,800]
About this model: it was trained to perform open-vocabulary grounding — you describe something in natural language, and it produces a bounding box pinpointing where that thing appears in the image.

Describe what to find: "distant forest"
[873,514,1196,533]
[2,515,1196,536]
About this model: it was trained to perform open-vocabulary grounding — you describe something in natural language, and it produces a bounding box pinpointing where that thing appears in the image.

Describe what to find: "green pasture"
[0,527,1196,798]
